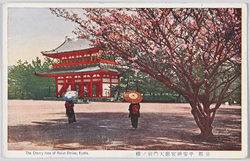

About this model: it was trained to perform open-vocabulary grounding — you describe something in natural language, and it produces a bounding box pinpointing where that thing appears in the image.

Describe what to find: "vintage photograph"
[2,3,248,158]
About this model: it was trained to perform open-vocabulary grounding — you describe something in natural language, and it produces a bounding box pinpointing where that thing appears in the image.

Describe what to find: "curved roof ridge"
[41,37,97,55]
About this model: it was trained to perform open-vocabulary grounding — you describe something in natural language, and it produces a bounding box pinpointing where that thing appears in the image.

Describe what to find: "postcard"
[2,3,248,159]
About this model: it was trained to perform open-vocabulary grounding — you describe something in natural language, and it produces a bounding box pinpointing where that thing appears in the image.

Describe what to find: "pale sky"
[8,8,76,65]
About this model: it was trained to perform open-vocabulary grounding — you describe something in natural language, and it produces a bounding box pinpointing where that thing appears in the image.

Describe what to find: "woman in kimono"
[65,100,76,124]
[129,103,140,129]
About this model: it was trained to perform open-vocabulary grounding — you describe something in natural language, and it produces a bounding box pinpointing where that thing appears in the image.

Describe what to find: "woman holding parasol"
[63,90,78,124]
[124,91,142,129]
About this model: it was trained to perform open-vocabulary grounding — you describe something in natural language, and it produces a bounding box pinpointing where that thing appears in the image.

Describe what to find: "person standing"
[129,103,140,129]
[65,100,76,124]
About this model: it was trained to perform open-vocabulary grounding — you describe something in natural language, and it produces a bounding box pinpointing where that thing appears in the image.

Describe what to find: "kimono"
[129,103,140,128]
[65,101,76,124]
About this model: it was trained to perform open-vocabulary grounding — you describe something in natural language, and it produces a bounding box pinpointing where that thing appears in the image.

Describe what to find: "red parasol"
[124,91,142,104]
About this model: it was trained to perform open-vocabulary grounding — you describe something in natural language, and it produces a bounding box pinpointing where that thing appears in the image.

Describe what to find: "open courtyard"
[7,100,241,151]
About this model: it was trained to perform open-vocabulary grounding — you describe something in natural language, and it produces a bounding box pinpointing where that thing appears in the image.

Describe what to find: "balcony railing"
[52,58,119,68]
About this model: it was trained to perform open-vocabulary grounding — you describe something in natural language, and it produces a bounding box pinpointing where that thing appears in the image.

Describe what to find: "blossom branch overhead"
[50,7,242,137]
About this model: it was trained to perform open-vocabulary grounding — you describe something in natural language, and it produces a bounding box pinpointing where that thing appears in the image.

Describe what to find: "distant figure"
[129,103,140,129]
[65,100,76,124]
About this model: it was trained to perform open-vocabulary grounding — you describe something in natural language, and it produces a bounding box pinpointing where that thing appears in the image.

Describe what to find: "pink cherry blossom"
[52,8,242,137]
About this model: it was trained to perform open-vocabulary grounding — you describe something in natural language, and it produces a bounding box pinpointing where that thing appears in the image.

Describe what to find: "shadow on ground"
[8,108,241,150]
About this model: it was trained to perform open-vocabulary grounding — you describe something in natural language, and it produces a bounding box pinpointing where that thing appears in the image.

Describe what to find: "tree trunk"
[116,86,120,101]
[191,103,214,138]
[125,78,129,93]
[151,92,155,102]
[176,93,181,103]
[48,86,51,97]
[136,78,139,92]
[35,93,38,100]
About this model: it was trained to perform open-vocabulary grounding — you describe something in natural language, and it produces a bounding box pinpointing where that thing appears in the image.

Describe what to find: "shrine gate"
[35,37,121,98]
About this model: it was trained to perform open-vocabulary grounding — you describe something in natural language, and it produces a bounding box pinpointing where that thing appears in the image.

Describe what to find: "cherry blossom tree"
[51,8,241,138]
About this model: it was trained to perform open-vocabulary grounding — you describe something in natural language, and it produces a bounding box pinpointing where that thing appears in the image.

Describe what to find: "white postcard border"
[2,2,248,159]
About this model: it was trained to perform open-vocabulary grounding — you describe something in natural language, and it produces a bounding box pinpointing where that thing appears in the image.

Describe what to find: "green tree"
[8,57,55,100]
[112,71,183,103]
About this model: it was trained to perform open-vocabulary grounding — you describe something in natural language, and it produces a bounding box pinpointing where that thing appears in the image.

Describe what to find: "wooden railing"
[52,59,119,68]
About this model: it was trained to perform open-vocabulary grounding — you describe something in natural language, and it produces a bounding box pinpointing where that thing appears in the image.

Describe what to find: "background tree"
[51,8,241,138]
[112,71,182,102]
[8,57,55,100]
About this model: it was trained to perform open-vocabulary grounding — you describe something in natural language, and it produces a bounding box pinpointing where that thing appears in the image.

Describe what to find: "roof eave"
[41,47,99,56]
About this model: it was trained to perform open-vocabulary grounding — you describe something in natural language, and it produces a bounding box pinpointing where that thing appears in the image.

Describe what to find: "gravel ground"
[7,100,241,150]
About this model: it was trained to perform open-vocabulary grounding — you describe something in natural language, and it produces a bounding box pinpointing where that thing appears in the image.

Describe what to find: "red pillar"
[110,75,112,97]
[80,74,84,97]
[90,75,93,97]
[71,76,75,91]
[63,76,67,94]
[100,75,103,97]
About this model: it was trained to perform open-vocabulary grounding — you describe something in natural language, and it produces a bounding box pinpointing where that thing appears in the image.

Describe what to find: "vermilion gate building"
[35,37,121,98]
